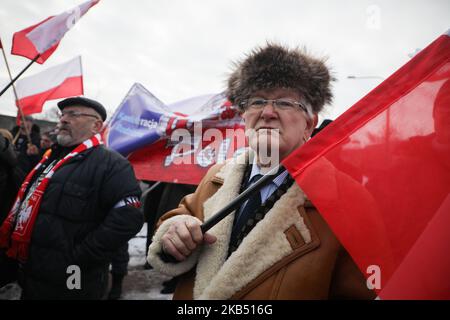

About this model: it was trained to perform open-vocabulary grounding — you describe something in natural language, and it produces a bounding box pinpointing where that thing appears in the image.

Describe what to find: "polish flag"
[282,31,450,299]
[15,56,83,115]
[11,0,100,64]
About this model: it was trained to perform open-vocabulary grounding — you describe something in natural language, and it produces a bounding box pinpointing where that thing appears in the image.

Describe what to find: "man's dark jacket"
[18,144,143,299]
[0,135,24,224]
[11,125,41,175]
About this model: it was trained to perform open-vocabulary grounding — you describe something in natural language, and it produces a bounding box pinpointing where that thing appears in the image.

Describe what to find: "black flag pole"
[0,37,33,143]
[146,181,163,194]
[160,164,287,263]
[201,164,286,233]
[0,53,40,97]
[140,181,163,207]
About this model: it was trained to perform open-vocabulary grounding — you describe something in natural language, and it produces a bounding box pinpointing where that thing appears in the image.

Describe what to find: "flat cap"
[57,96,107,121]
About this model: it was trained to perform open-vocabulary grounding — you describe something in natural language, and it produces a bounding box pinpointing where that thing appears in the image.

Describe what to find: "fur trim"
[198,183,309,299]
[226,43,334,113]
[148,149,312,299]
[193,152,249,299]
[147,215,201,276]
[146,151,251,278]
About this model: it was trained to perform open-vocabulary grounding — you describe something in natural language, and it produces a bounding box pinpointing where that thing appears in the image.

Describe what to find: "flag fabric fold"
[104,83,245,184]
[15,56,83,115]
[11,0,99,64]
[282,31,450,299]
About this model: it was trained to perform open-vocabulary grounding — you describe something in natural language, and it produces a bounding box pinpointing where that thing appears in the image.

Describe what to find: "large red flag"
[11,0,99,64]
[103,83,246,185]
[15,56,83,115]
[282,31,450,299]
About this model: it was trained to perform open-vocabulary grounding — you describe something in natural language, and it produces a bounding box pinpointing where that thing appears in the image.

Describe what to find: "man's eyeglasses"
[59,110,100,120]
[241,98,308,113]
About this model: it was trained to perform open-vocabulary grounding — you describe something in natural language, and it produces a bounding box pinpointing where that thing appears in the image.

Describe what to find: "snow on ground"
[128,223,148,268]
[0,224,174,300]
[120,223,173,300]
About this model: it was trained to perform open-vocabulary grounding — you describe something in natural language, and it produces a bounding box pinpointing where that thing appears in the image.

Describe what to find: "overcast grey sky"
[0,0,449,121]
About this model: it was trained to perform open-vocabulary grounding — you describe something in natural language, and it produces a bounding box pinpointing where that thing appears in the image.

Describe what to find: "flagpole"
[200,165,286,233]
[146,181,163,194]
[0,53,40,98]
[160,165,287,263]
[0,38,32,142]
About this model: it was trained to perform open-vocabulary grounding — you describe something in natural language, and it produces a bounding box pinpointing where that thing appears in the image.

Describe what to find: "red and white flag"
[282,31,450,299]
[11,0,100,64]
[15,56,83,115]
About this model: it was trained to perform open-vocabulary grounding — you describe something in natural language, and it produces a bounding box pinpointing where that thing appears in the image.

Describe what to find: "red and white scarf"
[0,134,102,263]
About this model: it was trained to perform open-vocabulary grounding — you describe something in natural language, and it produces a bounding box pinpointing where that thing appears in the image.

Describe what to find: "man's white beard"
[57,134,73,146]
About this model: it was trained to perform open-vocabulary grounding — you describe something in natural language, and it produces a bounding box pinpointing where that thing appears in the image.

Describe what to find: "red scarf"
[0,134,102,263]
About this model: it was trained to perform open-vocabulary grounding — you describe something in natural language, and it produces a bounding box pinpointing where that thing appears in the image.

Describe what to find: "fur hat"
[226,43,334,113]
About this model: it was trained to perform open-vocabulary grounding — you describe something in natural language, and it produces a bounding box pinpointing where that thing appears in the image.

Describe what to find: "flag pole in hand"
[160,165,286,263]
[201,165,286,233]
[0,37,33,142]
[0,51,39,98]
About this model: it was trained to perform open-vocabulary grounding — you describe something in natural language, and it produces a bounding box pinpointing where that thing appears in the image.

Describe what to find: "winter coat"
[0,135,24,224]
[148,152,375,300]
[18,144,143,299]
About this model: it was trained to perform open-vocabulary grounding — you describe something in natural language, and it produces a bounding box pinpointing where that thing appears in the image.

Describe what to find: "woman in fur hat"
[148,44,376,299]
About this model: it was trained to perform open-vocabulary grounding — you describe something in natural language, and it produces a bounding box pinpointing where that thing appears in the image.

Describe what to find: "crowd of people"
[0,42,375,300]
[147,43,373,300]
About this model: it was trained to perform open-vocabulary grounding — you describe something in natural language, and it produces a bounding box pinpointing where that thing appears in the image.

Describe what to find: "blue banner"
[104,83,171,155]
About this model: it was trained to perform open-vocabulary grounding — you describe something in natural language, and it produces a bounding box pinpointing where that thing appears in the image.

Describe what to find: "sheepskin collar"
[193,152,311,299]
